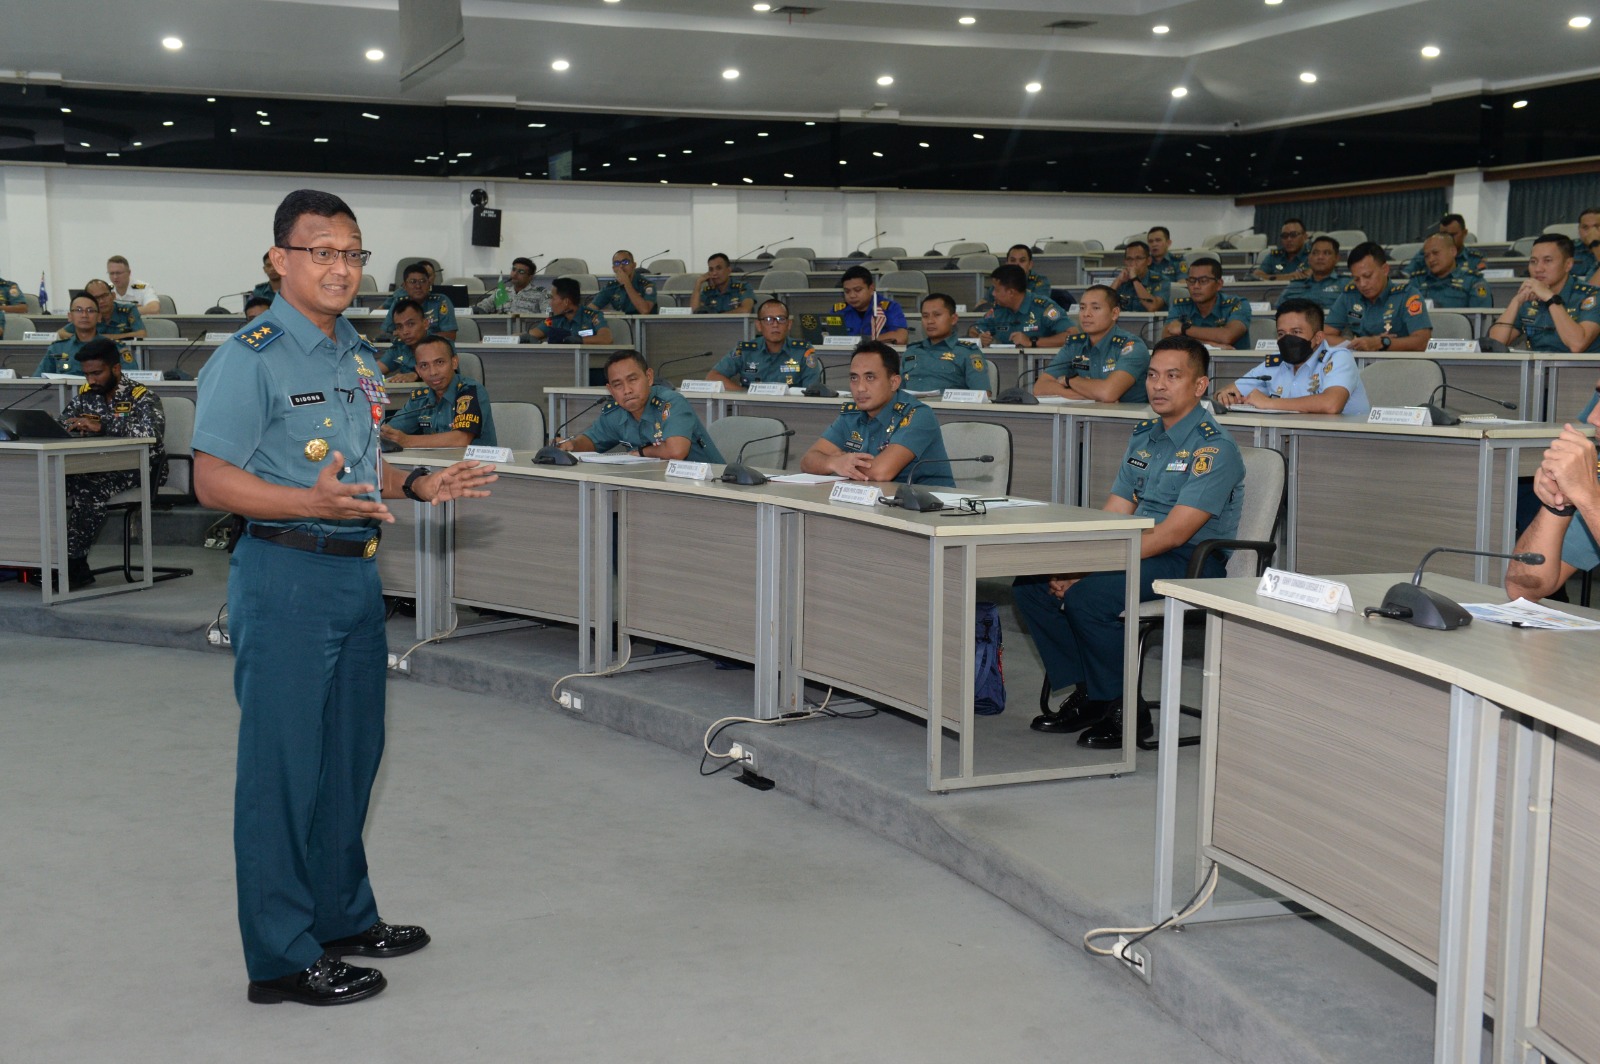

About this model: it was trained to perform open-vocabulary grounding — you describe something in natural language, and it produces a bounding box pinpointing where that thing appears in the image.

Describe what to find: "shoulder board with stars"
[237,322,284,351]
[1133,416,1160,433]
[840,400,860,412]
[891,400,909,415]
[1197,420,1220,438]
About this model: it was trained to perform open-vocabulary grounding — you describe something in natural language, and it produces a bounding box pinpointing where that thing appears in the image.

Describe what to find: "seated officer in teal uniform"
[0,272,24,312]
[1162,257,1251,348]
[800,341,954,487]
[380,262,457,340]
[902,293,988,393]
[1325,242,1433,352]
[1015,335,1245,749]
[251,251,282,301]
[559,349,723,462]
[56,279,146,342]
[1278,235,1348,312]
[39,293,134,373]
[528,277,613,344]
[1035,285,1149,403]
[588,249,658,316]
[977,244,1053,311]
[376,298,430,381]
[380,336,496,448]
[1215,298,1370,416]
[244,295,272,320]
[691,253,755,314]
[1413,234,1493,309]
[1505,394,1600,603]
[834,265,909,344]
[1403,213,1485,277]
[708,298,820,390]
[1146,227,1188,283]
[1112,240,1170,312]
[1487,234,1600,354]
[1575,208,1600,284]
[1252,218,1310,280]
[970,264,1074,349]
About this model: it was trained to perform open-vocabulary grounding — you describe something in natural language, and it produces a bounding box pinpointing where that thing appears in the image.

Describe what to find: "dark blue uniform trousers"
[230,534,387,981]
[1013,549,1223,701]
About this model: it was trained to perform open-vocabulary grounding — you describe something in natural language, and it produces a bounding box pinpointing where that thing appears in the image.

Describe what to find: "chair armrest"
[1184,538,1278,579]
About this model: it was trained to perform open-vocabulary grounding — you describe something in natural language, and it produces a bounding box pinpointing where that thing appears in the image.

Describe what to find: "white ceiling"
[3,0,1596,131]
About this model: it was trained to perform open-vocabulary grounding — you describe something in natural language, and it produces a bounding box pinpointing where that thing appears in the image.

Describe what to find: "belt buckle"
[363,537,379,559]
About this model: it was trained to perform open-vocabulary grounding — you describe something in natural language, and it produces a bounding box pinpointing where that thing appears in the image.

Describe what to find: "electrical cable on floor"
[204,601,228,643]
[1082,862,1220,957]
[549,637,636,704]
[393,613,460,668]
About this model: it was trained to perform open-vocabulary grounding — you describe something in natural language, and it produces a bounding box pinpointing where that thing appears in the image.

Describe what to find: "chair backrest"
[1233,233,1268,252]
[1544,222,1581,239]
[144,317,180,339]
[394,256,443,290]
[766,256,812,273]
[545,257,588,276]
[446,275,486,294]
[158,395,196,501]
[1246,317,1277,348]
[940,421,1013,496]
[862,259,898,272]
[868,246,908,259]
[1043,240,1090,255]
[454,316,481,343]
[1388,242,1423,265]
[661,273,698,293]
[156,294,177,314]
[1428,311,1473,340]
[984,357,999,396]
[1325,229,1367,248]
[489,401,546,451]
[956,253,1000,271]
[878,270,928,295]
[456,349,485,387]
[647,257,686,275]
[359,275,378,293]
[6,314,36,335]
[1083,239,1105,251]
[1224,445,1286,578]
[1511,236,1539,257]
[774,246,816,260]
[608,317,633,344]
[758,270,809,293]
[1200,233,1230,249]
[708,414,789,469]
[1360,358,1443,407]
[947,241,989,256]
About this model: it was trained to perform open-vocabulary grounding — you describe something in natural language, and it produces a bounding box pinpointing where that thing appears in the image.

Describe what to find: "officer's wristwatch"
[1179,320,1191,334]
[402,466,429,502]
[1380,335,1393,350]
[1540,293,1565,310]
[1543,500,1578,517]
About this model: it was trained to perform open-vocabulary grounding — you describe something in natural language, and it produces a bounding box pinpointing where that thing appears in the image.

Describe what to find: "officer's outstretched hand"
[423,460,498,505]
[308,450,394,523]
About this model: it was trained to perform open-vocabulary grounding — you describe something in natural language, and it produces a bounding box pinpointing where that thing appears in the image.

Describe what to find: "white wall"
[0,163,1252,313]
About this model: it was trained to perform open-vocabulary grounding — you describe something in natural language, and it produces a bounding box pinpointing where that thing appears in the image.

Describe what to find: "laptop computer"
[434,284,471,309]
[797,311,847,346]
[0,409,74,440]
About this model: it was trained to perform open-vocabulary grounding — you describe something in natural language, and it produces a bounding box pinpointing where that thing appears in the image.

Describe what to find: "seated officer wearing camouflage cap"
[528,277,613,345]
[1324,242,1432,352]
[708,298,820,391]
[380,336,497,449]
[1487,234,1600,354]
[1034,285,1149,403]
[587,250,658,316]
[560,349,723,462]
[1214,298,1370,416]
[39,293,134,374]
[1412,233,1493,310]
[381,262,457,340]
[800,341,954,487]
[1016,335,1244,750]
[902,294,989,393]
[970,263,1074,350]
[376,298,431,382]
[56,337,166,590]
[1162,257,1251,349]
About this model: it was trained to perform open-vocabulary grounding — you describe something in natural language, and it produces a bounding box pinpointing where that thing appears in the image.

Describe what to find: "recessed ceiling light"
[757,131,769,137]
[257,110,269,117]
[457,152,472,158]
[918,141,930,148]
[604,0,620,4]
[602,162,610,167]
[723,68,739,79]
[79,141,90,148]
[1265,0,1282,5]
[314,137,329,143]
[876,75,894,86]
[1571,15,1592,28]
[362,112,381,120]
[1025,81,1042,93]
[205,97,215,102]
[163,120,175,127]
[106,152,120,158]
[805,120,816,125]
[259,120,269,126]
[1299,71,1317,83]
[657,152,667,157]
[133,141,143,146]
[365,48,385,61]
[959,16,976,25]
[628,156,638,161]
[753,3,770,10]
[743,177,754,184]
[162,36,183,50]
[1420,45,1440,58]
[973,133,985,139]
[551,59,570,71]
[783,172,794,178]
[1171,86,1188,98]
[448,159,459,164]
[682,149,692,154]
[60,107,71,113]
[527,122,546,128]
[1152,24,1169,33]
[872,151,884,157]
[1512,99,1529,108]
[838,159,847,165]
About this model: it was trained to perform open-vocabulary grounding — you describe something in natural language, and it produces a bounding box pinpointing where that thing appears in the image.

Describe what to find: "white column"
[0,167,53,307]
[1450,171,1509,244]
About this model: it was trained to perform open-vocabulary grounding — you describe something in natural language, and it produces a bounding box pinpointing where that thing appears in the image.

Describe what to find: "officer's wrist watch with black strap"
[1539,293,1565,310]
[1543,499,1578,517]
[402,466,429,502]
[1380,334,1393,350]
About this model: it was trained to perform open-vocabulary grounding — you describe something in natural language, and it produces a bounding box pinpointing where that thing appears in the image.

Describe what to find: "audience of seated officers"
[800,341,954,487]
[377,298,432,381]
[382,262,458,340]
[251,251,282,301]
[901,294,989,393]
[1034,285,1149,404]
[1575,208,1600,284]
[106,255,161,315]
[1278,235,1349,312]
[559,349,723,462]
[474,257,550,317]
[1412,233,1493,309]
[588,250,658,316]
[380,336,497,449]
[527,277,613,344]
[1488,235,1600,354]
[57,279,146,343]
[1505,392,1600,602]
[244,296,272,321]
[1015,335,1245,749]
[708,298,821,390]
[54,337,166,590]
[1163,257,1251,349]
[1402,213,1485,277]
[970,264,1073,349]
[833,265,909,344]
[1112,241,1169,312]
[1146,226,1188,282]
[1324,242,1433,351]
[977,245,1053,310]
[40,293,134,374]
[1252,218,1310,280]
[1215,298,1371,416]
[690,253,755,314]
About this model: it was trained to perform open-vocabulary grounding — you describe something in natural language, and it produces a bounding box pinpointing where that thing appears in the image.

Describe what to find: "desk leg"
[1120,534,1140,761]
[414,498,454,642]
[1434,687,1500,1064]
[578,481,613,672]
[1153,594,1197,924]
[752,503,783,720]
[1051,413,1070,504]
[926,538,948,789]
[1474,442,1496,584]
[572,347,584,388]
[774,509,803,717]
[1493,715,1555,1064]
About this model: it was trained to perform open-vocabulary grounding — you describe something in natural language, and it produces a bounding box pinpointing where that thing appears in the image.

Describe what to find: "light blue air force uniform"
[1233,340,1370,416]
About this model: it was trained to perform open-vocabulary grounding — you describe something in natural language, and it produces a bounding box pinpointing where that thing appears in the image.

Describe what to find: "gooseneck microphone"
[884,454,994,512]
[650,351,715,384]
[1423,382,1518,426]
[997,364,1058,405]
[1364,546,1545,630]
[849,230,890,258]
[165,333,209,380]
[803,357,847,398]
[533,394,611,466]
[737,237,795,261]
[720,429,797,486]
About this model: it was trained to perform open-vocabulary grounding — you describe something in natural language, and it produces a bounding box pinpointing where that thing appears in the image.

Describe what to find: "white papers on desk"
[768,472,845,484]
[1462,598,1600,630]
[1033,395,1093,405]
[1456,416,1535,425]
[574,453,661,465]
[929,493,1046,508]
[1229,406,1299,414]
[41,373,86,380]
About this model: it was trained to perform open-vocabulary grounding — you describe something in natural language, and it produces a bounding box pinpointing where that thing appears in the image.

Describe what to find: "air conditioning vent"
[1045,19,1096,30]
[773,6,821,14]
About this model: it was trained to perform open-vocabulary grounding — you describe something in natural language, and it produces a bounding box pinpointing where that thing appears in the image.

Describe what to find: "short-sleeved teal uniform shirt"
[1512,275,1600,353]
[984,271,1053,306]
[381,291,458,335]
[583,384,723,462]
[1166,294,1253,334]
[1109,405,1245,553]
[1042,327,1151,403]
[1149,254,1188,282]
[1414,268,1493,309]
[696,279,755,314]
[1116,271,1171,311]
[973,297,1074,343]
[386,373,497,447]
[380,340,416,376]
[820,390,953,486]
[1278,271,1350,312]
[1255,249,1309,276]
[711,338,821,388]
[590,272,659,315]
[534,306,609,344]
[902,336,989,393]
[1404,246,1486,277]
[38,335,135,374]
[1327,280,1432,338]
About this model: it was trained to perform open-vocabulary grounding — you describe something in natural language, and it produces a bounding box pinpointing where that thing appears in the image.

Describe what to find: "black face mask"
[1275,334,1315,366]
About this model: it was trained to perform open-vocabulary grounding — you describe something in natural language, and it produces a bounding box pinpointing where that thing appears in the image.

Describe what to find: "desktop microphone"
[636,249,670,269]
[1,381,57,411]
[205,290,251,315]
[1364,547,1545,630]
[1423,382,1518,426]
[533,394,611,465]
[849,230,889,258]
[738,237,795,261]
[802,356,848,398]
[885,454,994,512]
[997,365,1056,405]
[164,333,209,380]
[649,351,715,385]
[1032,236,1058,253]
[924,237,968,255]
[720,429,796,485]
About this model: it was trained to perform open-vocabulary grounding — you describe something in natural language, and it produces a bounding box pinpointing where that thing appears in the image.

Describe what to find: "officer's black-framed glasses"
[278,246,373,267]
[758,315,790,324]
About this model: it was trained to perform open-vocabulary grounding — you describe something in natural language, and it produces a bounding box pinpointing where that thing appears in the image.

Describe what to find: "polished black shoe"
[321,920,431,959]
[1077,704,1154,749]
[67,556,95,591]
[1031,684,1085,729]
[247,953,386,1006]
[1035,696,1116,734]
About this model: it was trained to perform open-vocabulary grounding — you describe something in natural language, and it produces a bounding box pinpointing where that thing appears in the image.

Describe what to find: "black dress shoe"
[1077,704,1154,749]
[247,953,386,1006]
[1035,697,1116,734]
[321,920,431,959]
[1031,684,1086,729]
[66,557,95,591]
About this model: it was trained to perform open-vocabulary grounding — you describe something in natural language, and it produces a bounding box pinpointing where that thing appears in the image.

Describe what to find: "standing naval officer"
[192,189,497,1006]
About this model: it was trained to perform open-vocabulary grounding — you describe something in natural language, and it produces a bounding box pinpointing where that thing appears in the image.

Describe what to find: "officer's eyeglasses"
[948,497,988,517]
[1280,230,1304,239]
[759,315,790,324]
[612,258,633,267]
[70,306,98,315]
[278,246,373,267]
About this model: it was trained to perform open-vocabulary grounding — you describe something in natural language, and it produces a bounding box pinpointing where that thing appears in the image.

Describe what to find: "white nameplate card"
[464,445,512,463]
[822,334,858,347]
[1483,268,1516,280]
[204,331,235,343]
[955,304,968,315]
[1256,568,1354,614]
[1426,338,1480,353]
[1255,338,1277,351]
[828,482,882,506]
[23,331,54,342]
[665,459,713,480]
[342,306,371,317]
[1367,406,1430,426]
[678,379,725,393]
[41,373,85,380]
[746,382,789,396]
[1249,301,1273,314]
[125,369,164,384]
[481,333,520,344]
[456,308,473,316]
[1424,299,1435,311]
[0,368,15,379]
[941,388,989,404]
[659,306,692,316]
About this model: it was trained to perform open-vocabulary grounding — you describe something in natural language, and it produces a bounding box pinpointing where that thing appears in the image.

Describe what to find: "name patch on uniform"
[290,391,327,406]
[1126,457,1148,469]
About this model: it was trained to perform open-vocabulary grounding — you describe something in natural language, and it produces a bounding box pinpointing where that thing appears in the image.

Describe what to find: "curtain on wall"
[1506,172,1600,239]
[1253,187,1448,246]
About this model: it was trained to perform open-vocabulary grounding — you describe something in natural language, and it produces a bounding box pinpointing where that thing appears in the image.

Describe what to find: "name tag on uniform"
[464,445,512,463]
[679,379,725,393]
[578,329,595,337]
[482,334,519,345]
[125,369,164,383]
[1426,339,1480,353]
[1367,406,1430,426]
[746,382,788,396]
[829,482,882,506]
[22,331,54,342]
[941,388,988,403]
[666,459,713,480]
[290,391,327,406]
[1256,568,1354,614]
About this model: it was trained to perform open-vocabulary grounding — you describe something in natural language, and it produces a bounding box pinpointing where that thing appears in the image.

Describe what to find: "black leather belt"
[247,525,380,558]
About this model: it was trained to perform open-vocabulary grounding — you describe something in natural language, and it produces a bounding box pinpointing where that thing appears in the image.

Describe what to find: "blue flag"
[37,272,47,315]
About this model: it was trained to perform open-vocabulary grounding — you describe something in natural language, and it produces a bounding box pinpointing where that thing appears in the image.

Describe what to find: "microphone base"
[1378,582,1473,630]
[996,388,1040,405]
[720,463,769,486]
[1423,403,1460,427]
[163,370,192,381]
[803,386,839,398]
[889,484,947,512]
[533,445,579,466]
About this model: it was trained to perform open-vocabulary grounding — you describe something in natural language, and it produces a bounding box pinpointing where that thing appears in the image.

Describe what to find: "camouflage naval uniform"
[57,376,166,559]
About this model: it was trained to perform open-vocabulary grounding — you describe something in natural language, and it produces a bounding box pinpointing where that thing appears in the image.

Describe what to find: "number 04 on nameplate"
[1256,568,1354,614]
